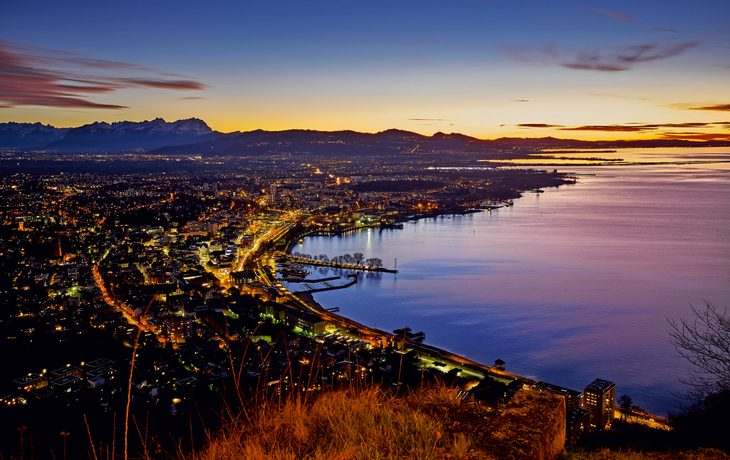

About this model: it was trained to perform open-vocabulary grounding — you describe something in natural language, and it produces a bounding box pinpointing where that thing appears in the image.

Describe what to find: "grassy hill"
[186,383,730,460]
[190,383,565,460]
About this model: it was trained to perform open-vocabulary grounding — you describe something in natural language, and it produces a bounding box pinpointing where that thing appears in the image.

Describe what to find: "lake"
[296,148,730,415]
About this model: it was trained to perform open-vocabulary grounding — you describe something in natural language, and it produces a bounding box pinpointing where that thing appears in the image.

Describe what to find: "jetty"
[285,274,358,294]
[283,275,341,283]
[287,255,398,273]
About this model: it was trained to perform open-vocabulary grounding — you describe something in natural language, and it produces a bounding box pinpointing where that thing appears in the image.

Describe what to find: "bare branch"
[668,301,730,400]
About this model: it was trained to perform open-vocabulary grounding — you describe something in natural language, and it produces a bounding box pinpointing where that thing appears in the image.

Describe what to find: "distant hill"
[1,118,728,154]
[149,129,588,157]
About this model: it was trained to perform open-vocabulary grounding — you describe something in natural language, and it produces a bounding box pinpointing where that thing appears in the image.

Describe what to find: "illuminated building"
[50,365,83,380]
[268,183,278,204]
[584,378,615,431]
[168,315,195,340]
[13,373,49,392]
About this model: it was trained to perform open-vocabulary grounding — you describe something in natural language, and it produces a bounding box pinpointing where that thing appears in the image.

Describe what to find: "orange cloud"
[516,124,565,128]
[658,132,730,141]
[514,122,728,134]
[560,125,648,132]
[687,104,730,112]
[0,39,207,110]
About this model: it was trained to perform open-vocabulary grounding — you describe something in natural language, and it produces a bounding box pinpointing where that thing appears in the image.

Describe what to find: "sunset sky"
[1,0,729,140]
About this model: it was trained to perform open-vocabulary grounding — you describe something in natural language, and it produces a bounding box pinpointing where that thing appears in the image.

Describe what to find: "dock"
[287,256,398,273]
[284,274,358,293]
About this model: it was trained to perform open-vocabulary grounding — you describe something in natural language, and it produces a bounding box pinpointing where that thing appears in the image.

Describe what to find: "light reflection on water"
[499,146,730,165]
[300,153,730,415]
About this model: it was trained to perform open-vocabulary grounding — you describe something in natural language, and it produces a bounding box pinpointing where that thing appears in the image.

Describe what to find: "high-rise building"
[268,183,278,204]
[168,316,195,340]
[584,378,616,431]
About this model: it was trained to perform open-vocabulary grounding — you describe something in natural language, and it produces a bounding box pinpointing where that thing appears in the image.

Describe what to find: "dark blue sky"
[1,0,729,139]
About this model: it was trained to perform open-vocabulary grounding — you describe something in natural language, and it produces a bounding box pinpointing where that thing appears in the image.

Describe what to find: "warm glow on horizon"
[1,0,728,142]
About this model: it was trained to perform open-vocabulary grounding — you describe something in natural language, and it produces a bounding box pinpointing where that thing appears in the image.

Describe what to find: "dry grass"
[191,384,474,460]
[564,448,730,460]
[163,383,730,460]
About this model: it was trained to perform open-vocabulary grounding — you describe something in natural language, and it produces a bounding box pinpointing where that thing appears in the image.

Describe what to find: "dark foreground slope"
[192,385,566,460]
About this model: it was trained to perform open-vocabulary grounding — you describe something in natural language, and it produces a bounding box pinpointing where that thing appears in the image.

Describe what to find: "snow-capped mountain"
[109,118,212,135]
[42,118,217,152]
[0,122,71,148]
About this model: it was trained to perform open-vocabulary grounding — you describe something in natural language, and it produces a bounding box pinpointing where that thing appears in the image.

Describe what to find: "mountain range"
[1,118,728,156]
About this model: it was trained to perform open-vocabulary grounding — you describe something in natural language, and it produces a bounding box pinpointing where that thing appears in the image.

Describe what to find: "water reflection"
[300,154,730,415]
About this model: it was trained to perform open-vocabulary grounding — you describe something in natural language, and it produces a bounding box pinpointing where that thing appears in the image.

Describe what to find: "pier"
[287,255,398,273]
[283,275,341,283]
[287,274,358,294]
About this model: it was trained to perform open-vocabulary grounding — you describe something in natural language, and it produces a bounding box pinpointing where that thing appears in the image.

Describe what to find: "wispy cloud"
[0,39,207,110]
[644,28,678,33]
[407,118,453,121]
[120,78,205,90]
[506,121,729,141]
[516,123,564,128]
[686,103,730,112]
[560,42,700,71]
[561,125,647,132]
[658,132,730,141]
[179,96,206,100]
[513,99,529,102]
[514,121,728,133]
[503,42,700,72]
[634,122,725,128]
[592,8,636,22]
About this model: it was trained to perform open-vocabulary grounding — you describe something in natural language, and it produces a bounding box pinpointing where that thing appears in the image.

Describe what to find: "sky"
[1,0,729,140]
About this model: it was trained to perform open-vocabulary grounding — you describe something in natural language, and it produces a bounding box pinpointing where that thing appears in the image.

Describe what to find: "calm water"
[297,148,730,415]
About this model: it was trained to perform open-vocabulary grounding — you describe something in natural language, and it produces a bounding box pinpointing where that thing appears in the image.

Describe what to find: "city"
[0,150,640,457]
[2,0,730,457]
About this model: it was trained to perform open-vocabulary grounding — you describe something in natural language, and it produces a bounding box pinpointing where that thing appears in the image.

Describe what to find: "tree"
[668,301,730,401]
[353,252,364,266]
[618,394,633,421]
[668,301,730,449]
[366,257,383,268]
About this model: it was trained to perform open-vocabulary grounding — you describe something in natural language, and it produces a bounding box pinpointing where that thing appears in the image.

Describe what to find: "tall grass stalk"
[83,415,98,460]
[192,384,472,460]
[125,296,155,460]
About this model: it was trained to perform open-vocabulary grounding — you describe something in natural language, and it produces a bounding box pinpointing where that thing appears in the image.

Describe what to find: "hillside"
[191,384,566,460]
[565,450,730,460]
[189,384,728,460]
